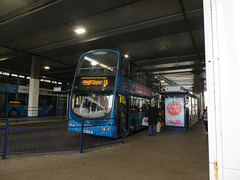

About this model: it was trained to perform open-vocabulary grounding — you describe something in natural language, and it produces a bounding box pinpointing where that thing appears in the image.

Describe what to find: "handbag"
[142,117,148,126]
[156,121,161,133]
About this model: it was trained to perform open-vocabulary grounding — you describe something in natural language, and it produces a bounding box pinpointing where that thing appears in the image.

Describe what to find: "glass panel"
[71,91,113,118]
[0,93,6,117]
[77,51,118,75]
[130,63,138,82]
[39,95,57,106]
[121,59,130,77]
[8,93,28,105]
[139,98,150,112]
[71,50,118,119]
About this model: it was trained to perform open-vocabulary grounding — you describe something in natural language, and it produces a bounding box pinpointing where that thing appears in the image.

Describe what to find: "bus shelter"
[160,92,198,132]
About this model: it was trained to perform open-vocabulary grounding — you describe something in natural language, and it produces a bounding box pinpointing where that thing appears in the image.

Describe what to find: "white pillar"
[204,0,240,179]
[28,56,40,117]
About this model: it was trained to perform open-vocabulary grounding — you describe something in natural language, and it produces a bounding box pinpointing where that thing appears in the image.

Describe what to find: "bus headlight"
[69,123,72,126]
[106,127,110,131]
[72,124,75,127]
[102,127,105,131]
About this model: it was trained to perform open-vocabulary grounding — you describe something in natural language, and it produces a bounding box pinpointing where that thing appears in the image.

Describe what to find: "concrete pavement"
[0,121,209,180]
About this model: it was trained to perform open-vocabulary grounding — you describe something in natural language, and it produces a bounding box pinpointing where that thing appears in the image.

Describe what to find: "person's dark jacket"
[146,107,159,125]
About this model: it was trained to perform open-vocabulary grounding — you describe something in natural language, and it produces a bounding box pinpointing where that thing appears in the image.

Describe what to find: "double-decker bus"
[68,49,158,138]
[0,82,67,117]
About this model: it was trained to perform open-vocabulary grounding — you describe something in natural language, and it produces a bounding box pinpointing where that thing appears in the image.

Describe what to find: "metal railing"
[0,118,124,159]
[7,106,68,118]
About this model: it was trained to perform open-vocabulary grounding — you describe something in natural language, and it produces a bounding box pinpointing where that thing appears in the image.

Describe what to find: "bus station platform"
[0,121,209,180]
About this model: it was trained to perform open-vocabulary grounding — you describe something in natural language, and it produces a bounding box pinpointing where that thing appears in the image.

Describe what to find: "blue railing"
[0,118,124,159]
[6,106,67,118]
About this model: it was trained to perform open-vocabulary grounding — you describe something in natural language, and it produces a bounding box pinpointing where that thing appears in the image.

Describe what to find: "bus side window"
[121,59,130,78]
[141,104,147,112]
[130,64,138,82]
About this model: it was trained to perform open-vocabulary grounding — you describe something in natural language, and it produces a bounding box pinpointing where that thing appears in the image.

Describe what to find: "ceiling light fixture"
[124,54,129,58]
[75,28,86,34]
[0,57,8,61]
[44,66,50,70]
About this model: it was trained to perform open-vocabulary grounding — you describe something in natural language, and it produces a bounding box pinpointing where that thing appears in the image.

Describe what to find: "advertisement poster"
[165,98,185,127]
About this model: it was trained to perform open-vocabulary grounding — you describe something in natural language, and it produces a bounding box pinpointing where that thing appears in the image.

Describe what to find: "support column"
[28,56,40,117]
[192,74,204,93]
[193,75,204,118]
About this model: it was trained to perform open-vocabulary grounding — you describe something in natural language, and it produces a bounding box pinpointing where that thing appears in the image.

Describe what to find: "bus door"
[129,96,150,130]
[0,93,6,117]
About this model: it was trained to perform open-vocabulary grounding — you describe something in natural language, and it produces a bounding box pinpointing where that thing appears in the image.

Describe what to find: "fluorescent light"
[0,57,7,61]
[44,79,51,83]
[91,61,98,66]
[3,72,10,76]
[161,80,165,83]
[44,66,50,70]
[75,28,86,34]
[99,63,108,68]
[11,74,18,77]
[84,56,99,65]
[85,56,113,69]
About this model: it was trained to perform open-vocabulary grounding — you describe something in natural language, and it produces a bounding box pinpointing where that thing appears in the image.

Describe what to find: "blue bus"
[68,49,158,138]
[0,82,60,117]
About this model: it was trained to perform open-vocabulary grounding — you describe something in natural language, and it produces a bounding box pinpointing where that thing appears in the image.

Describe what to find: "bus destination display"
[80,76,111,86]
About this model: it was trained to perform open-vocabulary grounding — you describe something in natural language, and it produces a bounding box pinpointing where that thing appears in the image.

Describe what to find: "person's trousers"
[203,121,208,132]
[149,125,156,136]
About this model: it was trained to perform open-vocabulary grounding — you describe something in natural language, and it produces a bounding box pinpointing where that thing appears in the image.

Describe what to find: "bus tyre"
[8,109,18,117]
[129,120,136,135]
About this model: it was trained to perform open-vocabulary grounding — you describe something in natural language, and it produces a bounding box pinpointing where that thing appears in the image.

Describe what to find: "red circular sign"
[167,101,182,116]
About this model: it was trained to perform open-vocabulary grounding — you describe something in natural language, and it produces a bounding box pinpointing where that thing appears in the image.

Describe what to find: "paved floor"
[0,121,209,180]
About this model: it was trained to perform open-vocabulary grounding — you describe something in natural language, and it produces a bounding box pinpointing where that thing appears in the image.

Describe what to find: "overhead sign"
[18,85,28,93]
[54,87,61,92]
[165,85,181,92]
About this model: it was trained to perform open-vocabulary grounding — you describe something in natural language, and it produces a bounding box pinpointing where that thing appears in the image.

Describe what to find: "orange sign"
[81,77,109,86]
[9,101,20,104]
[82,79,108,86]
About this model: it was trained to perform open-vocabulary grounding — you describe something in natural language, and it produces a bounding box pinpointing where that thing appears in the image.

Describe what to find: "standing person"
[202,106,208,134]
[146,103,159,136]
[118,103,129,136]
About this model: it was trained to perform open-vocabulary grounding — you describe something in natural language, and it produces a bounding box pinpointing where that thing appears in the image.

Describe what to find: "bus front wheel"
[8,109,19,117]
[129,120,136,135]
